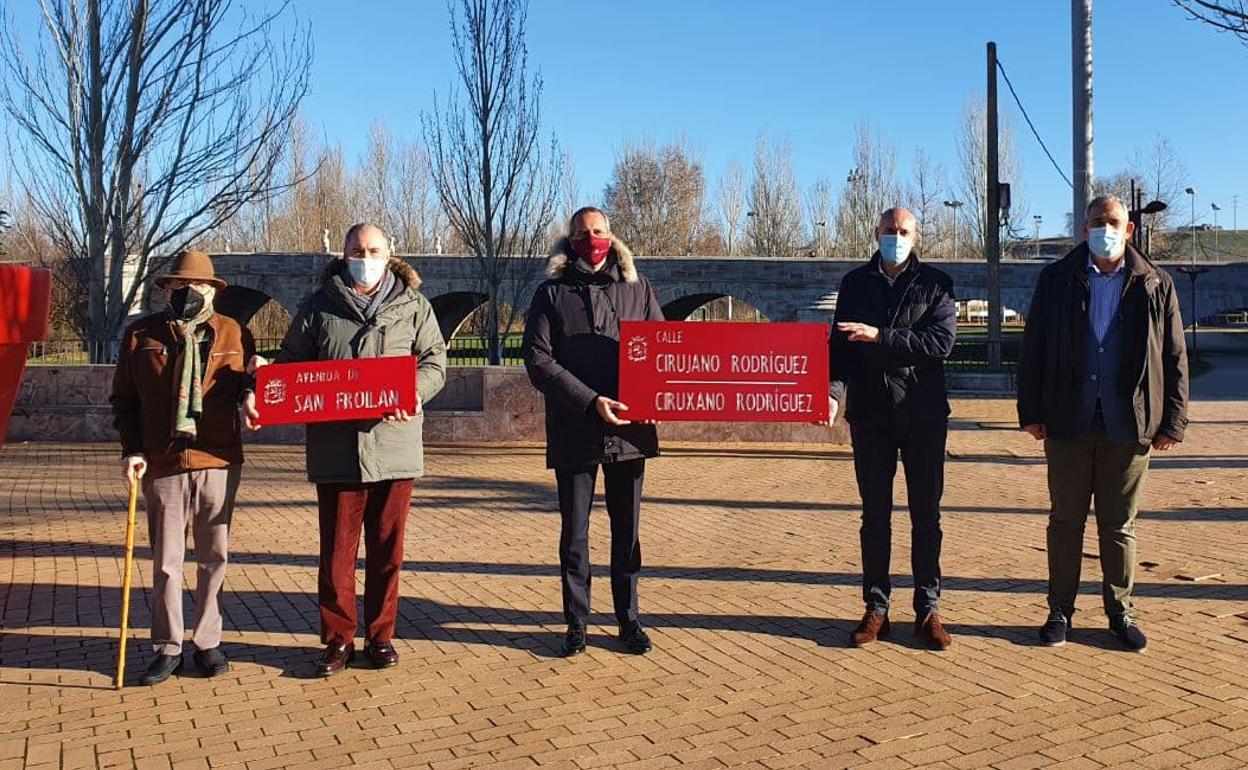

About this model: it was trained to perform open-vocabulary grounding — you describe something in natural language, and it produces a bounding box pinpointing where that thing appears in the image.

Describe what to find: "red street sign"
[255,356,418,425]
[618,321,829,423]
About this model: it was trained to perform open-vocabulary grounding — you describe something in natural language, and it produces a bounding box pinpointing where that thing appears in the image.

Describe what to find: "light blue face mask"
[878,234,914,266]
[1087,226,1124,260]
[347,257,388,288]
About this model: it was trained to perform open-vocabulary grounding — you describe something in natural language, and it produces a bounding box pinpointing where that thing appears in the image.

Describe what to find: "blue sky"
[6,1,1247,237]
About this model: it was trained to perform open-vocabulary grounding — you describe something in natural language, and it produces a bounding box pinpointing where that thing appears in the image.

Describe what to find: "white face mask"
[878,234,914,266]
[346,257,388,288]
[1087,226,1125,260]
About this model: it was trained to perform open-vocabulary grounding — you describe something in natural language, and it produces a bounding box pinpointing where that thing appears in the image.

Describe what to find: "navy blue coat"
[829,253,958,423]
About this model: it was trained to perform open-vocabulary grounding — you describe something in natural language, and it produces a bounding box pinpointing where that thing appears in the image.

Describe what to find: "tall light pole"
[1071,0,1095,235]
[943,200,963,259]
[1033,215,1043,259]
[1180,187,1206,358]
[847,168,866,257]
[986,42,1003,372]
[1185,187,1197,264]
[1211,202,1221,256]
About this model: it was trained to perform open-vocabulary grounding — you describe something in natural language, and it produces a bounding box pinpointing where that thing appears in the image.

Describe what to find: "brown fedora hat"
[153,250,226,289]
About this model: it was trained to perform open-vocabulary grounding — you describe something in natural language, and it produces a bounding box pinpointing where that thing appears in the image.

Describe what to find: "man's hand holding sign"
[246,356,420,427]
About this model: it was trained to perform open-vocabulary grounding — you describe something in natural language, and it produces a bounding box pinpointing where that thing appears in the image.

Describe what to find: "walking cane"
[115,468,142,689]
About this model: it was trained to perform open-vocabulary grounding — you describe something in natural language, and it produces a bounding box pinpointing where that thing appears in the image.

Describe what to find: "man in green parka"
[249,222,446,676]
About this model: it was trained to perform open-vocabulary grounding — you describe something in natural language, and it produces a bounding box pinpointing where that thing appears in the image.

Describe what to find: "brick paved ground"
[2,398,1246,770]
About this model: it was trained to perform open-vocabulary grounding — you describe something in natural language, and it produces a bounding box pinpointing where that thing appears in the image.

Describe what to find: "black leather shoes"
[618,621,652,655]
[139,653,183,685]
[192,647,230,677]
[313,642,355,677]
[363,640,399,669]
[561,624,587,657]
[1039,611,1070,647]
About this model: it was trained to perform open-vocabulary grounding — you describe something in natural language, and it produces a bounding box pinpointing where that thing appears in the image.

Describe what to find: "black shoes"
[619,621,652,655]
[192,647,230,677]
[1039,610,1070,647]
[561,625,587,657]
[1039,611,1146,652]
[363,640,399,669]
[139,653,183,685]
[1110,616,1148,652]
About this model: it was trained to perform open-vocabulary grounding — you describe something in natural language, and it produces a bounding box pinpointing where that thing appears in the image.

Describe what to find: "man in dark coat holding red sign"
[522,206,665,657]
[828,207,958,651]
[252,222,446,676]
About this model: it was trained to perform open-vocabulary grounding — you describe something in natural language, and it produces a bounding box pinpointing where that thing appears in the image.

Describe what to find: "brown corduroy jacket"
[110,312,256,478]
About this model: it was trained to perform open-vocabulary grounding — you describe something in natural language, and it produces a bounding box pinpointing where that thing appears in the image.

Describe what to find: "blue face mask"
[878,234,914,266]
[346,257,388,288]
[1087,226,1124,260]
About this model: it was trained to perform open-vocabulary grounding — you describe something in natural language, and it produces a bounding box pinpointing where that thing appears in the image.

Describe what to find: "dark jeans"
[849,413,947,615]
[555,459,644,628]
[1044,423,1151,621]
[315,479,414,645]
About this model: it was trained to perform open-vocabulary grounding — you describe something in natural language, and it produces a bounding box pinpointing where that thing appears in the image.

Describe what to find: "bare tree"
[1129,134,1188,234]
[956,95,1026,257]
[804,176,834,257]
[349,123,441,253]
[557,150,581,229]
[356,122,395,234]
[833,123,899,259]
[907,147,950,257]
[392,140,441,253]
[1173,0,1248,43]
[604,139,706,256]
[715,162,746,256]
[747,134,802,258]
[422,0,561,364]
[0,0,310,348]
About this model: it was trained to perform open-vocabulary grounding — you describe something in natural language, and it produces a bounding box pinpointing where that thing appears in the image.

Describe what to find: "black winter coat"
[829,253,958,423]
[1016,243,1189,445]
[522,236,665,469]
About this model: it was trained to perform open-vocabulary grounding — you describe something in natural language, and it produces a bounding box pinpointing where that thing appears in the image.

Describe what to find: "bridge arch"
[214,284,282,327]
[430,291,491,342]
[661,293,770,322]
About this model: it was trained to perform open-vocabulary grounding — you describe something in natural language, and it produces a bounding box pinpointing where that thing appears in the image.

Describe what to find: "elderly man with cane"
[110,250,256,686]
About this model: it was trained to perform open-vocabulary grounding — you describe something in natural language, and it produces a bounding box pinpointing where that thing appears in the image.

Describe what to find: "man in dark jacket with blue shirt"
[1018,195,1188,652]
[828,206,957,651]
[522,206,664,659]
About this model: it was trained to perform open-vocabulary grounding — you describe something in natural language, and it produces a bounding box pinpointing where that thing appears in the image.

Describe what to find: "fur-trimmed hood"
[545,235,638,283]
[320,256,422,291]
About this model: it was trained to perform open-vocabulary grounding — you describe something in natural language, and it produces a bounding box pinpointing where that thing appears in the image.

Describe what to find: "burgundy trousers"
[315,479,413,645]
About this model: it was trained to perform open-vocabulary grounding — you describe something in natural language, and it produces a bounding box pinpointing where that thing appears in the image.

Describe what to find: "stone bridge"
[207,252,1248,340]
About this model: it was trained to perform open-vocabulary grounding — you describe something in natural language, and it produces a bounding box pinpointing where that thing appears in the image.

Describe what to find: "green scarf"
[172,304,215,439]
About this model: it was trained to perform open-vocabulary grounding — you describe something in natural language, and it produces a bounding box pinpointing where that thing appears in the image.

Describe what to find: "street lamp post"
[1212,202,1222,256]
[1032,215,1043,259]
[943,200,963,259]
[1185,187,1197,264]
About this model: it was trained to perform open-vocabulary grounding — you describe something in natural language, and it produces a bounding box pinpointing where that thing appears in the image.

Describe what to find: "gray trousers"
[143,466,240,655]
[1044,425,1151,621]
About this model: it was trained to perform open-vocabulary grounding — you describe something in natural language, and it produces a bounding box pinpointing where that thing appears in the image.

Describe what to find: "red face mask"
[572,235,612,266]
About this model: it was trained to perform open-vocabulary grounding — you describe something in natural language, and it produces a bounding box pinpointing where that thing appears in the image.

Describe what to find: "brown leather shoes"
[915,612,952,651]
[313,642,354,677]
[850,611,890,647]
[363,640,399,669]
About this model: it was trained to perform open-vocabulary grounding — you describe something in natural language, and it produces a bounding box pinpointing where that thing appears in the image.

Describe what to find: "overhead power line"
[995,59,1075,191]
